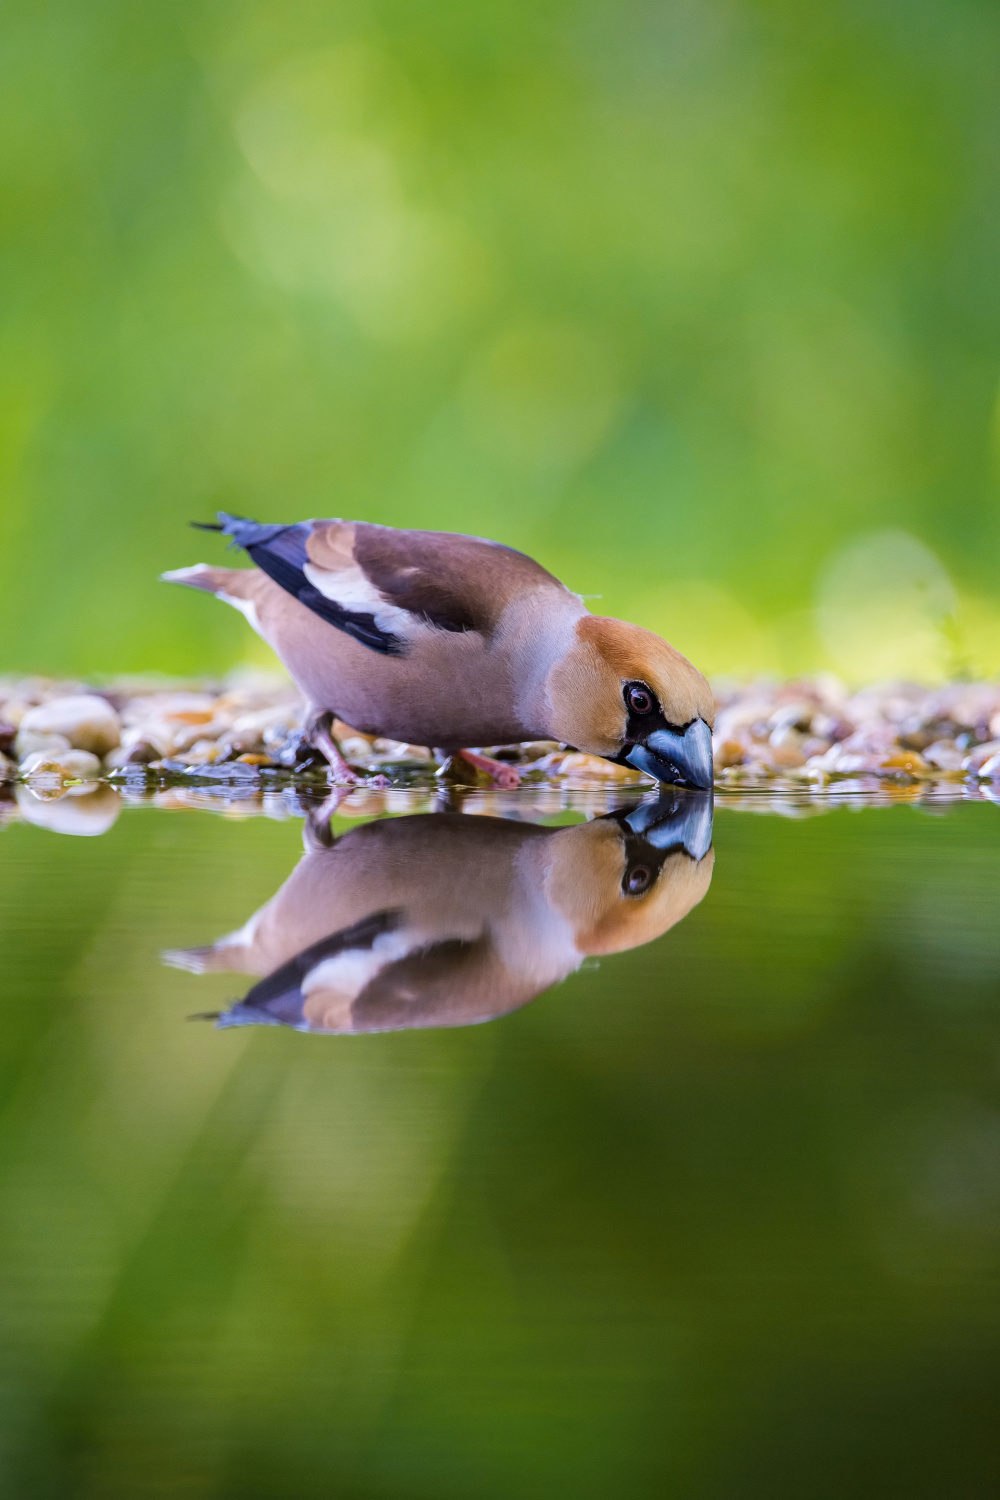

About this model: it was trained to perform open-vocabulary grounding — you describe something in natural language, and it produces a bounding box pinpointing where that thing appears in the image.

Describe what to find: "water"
[0,783,998,1497]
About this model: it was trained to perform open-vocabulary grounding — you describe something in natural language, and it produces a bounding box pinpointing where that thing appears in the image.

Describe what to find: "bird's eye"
[624,864,652,895]
[626,685,654,715]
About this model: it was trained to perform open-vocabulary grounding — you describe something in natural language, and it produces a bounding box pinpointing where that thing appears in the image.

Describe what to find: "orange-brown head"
[546,615,716,788]
[545,798,714,955]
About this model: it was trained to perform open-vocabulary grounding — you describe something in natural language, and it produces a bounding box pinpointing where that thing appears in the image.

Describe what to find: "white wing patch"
[299,928,421,1029]
[301,929,417,1005]
[302,561,421,639]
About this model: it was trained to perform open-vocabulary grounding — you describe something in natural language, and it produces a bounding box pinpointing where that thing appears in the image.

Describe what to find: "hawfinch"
[166,792,714,1034]
[163,514,714,789]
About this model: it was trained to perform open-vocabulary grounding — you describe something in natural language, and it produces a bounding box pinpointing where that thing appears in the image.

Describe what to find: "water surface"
[0,786,998,1497]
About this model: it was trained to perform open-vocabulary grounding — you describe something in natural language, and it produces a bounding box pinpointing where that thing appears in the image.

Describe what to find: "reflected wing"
[216,909,403,1028]
[350,934,531,1031]
[216,921,536,1033]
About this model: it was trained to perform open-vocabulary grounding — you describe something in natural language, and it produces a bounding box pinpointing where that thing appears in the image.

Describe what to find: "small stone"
[125,739,161,765]
[372,738,413,758]
[105,739,162,769]
[1,698,42,728]
[714,737,749,770]
[879,750,928,774]
[558,752,644,782]
[17,694,121,756]
[189,761,261,781]
[962,740,1000,773]
[170,720,230,753]
[340,736,376,760]
[20,748,103,781]
[16,731,73,761]
[225,706,300,754]
[922,740,965,772]
[178,738,224,765]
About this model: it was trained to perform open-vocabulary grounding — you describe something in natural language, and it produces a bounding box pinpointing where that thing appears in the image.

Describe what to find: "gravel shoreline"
[2,672,1000,802]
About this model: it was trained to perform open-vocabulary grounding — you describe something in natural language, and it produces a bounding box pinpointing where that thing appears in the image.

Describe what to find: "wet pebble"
[20,748,103,781]
[17,694,121,757]
[4,670,1000,797]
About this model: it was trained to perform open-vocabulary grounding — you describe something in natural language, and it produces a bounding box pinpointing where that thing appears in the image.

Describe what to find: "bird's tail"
[159,563,253,595]
[191,512,293,551]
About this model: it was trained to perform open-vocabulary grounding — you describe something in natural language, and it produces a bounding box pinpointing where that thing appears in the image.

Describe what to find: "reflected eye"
[624,864,652,895]
[626,685,654,715]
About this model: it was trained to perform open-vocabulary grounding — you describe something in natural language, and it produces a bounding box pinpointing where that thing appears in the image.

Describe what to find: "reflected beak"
[624,718,714,790]
[623,789,713,861]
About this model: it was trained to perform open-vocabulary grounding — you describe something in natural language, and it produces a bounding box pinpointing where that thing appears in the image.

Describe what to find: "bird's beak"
[622,788,713,861]
[624,718,714,790]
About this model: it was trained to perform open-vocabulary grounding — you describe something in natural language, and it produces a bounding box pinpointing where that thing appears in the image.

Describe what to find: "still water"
[0,781,998,1497]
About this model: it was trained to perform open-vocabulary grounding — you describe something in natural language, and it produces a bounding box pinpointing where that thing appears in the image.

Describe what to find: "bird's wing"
[216,909,404,1029]
[208,513,566,654]
[309,520,566,636]
[349,935,535,1031]
[220,929,531,1033]
[204,515,406,655]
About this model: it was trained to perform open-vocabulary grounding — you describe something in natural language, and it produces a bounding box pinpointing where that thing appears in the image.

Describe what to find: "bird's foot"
[438,749,521,790]
[313,728,390,788]
[330,768,391,789]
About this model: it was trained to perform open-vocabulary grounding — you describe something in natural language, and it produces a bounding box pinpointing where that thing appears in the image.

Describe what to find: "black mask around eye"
[613,683,714,790]
[622,679,670,741]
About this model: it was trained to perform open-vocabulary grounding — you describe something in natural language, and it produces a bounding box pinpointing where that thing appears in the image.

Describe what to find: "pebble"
[14,730,73,759]
[711,677,1000,787]
[17,694,121,756]
[961,740,1000,772]
[5,671,1000,799]
[20,748,103,781]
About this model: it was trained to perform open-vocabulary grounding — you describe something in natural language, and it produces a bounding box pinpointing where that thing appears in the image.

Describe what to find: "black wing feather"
[201,513,405,656]
[217,909,403,1030]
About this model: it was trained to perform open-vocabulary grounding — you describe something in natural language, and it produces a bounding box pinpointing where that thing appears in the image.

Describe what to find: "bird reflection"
[166,791,714,1034]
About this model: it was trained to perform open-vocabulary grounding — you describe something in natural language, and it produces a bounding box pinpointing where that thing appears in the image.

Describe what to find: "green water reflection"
[0,792,998,1496]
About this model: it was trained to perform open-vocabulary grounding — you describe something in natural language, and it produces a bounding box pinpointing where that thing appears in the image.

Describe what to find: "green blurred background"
[3,0,1000,683]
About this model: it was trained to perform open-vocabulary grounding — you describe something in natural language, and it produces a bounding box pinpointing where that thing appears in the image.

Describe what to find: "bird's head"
[544,792,715,956]
[547,615,715,789]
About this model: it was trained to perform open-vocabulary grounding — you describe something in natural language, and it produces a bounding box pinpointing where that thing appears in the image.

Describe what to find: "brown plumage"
[162,515,715,787]
[166,796,714,1034]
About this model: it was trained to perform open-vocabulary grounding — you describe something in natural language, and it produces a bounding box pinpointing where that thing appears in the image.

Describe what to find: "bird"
[165,791,714,1034]
[162,513,714,789]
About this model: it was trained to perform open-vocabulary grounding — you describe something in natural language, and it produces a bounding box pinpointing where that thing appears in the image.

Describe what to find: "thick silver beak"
[624,718,714,790]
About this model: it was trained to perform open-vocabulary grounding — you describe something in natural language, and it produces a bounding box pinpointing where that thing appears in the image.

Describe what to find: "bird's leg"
[310,712,389,788]
[303,786,354,850]
[455,748,521,790]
